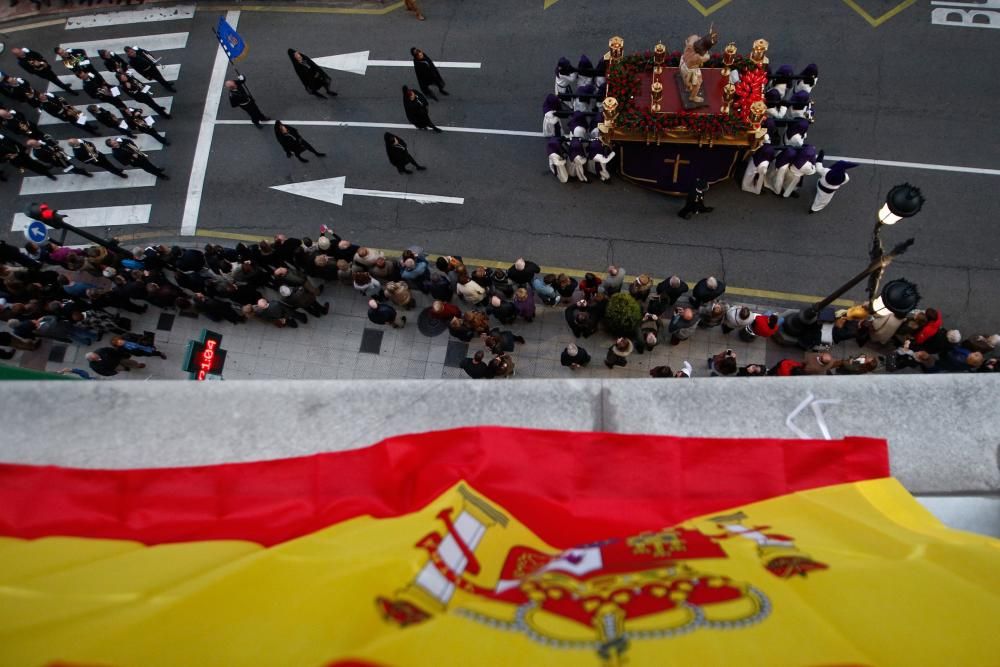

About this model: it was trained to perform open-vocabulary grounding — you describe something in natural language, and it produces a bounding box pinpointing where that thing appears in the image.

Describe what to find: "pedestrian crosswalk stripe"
[19,170,157,195]
[12,204,151,231]
[60,32,189,54]
[66,5,195,30]
[56,134,164,155]
[50,64,181,92]
[38,97,173,125]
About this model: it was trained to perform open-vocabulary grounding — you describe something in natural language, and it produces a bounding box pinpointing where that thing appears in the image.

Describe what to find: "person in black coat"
[97,49,130,75]
[383,132,425,174]
[460,350,494,379]
[85,105,133,138]
[678,178,714,219]
[78,71,129,112]
[274,120,325,163]
[86,346,143,376]
[367,298,405,328]
[402,85,442,132]
[70,138,127,178]
[26,139,92,177]
[11,47,76,94]
[1,134,56,179]
[288,49,337,98]
[35,91,100,134]
[107,136,168,178]
[0,108,46,140]
[54,47,99,78]
[122,107,168,145]
[124,46,175,92]
[411,47,448,101]
[225,74,270,127]
[116,71,171,118]
[560,343,591,369]
[0,74,36,104]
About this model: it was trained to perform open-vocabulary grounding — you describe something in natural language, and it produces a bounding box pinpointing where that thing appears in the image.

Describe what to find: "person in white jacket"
[810,159,857,213]
[547,137,568,183]
[741,144,774,194]
[542,94,563,137]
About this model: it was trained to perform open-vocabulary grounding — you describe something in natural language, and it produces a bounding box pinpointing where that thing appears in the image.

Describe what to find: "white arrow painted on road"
[271,176,464,206]
[312,50,481,76]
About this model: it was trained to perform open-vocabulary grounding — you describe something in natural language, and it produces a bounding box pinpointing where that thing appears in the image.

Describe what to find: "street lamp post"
[780,238,916,339]
[778,184,924,343]
[867,183,925,303]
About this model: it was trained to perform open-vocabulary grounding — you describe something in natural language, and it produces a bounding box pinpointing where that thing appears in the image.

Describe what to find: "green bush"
[604,293,642,336]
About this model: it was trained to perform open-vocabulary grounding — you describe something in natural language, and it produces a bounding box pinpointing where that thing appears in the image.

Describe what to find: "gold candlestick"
[653,42,667,73]
[749,100,767,128]
[651,82,663,113]
[721,42,737,77]
[602,97,619,125]
[721,83,735,114]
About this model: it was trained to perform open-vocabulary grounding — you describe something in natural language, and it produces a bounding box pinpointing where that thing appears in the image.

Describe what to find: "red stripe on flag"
[0,427,888,547]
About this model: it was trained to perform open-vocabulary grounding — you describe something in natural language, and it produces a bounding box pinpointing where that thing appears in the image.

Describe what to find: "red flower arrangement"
[733,67,768,123]
[607,52,763,139]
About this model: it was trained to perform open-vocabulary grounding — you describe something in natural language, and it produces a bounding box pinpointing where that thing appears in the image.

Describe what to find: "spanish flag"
[0,427,997,667]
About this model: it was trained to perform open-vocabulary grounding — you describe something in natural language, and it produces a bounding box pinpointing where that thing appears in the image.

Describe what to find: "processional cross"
[664,153,691,183]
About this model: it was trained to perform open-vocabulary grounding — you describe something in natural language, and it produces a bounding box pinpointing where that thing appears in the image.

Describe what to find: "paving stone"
[156,312,175,331]
[359,328,384,355]
[443,340,469,368]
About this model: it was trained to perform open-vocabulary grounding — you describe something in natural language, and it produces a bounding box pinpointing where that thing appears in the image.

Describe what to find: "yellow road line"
[194,229,854,306]
[841,0,916,27]
[686,0,733,17]
[1,18,65,32]
[198,1,403,15]
[543,0,562,8]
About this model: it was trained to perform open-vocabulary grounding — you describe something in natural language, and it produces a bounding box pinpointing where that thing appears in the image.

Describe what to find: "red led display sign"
[184,329,227,381]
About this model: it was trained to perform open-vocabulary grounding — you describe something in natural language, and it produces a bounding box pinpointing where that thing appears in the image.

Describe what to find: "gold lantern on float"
[607,36,624,65]
[750,39,769,67]
[721,42,737,77]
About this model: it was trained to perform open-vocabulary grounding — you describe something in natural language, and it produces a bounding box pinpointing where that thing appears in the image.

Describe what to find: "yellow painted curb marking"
[194,229,854,306]
[841,0,917,27]
[687,0,733,17]
[198,1,403,15]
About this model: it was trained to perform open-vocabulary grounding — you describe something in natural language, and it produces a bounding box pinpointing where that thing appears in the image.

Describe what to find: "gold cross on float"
[664,154,691,183]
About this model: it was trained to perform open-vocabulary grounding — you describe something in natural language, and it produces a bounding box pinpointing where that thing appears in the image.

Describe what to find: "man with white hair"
[599,265,625,296]
[560,343,591,369]
[367,298,405,329]
[507,257,540,286]
[487,295,517,325]
[691,275,726,307]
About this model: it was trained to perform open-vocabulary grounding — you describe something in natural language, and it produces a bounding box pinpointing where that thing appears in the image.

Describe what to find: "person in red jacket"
[429,300,462,321]
[740,313,780,342]
[768,358,805,376]
[912,308,942,346]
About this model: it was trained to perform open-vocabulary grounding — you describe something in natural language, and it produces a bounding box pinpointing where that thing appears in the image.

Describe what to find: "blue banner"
[216,17,246,61]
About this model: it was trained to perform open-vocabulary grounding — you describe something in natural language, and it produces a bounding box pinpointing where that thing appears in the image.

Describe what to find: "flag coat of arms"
[0,427,997,666]
[215,16,246,61]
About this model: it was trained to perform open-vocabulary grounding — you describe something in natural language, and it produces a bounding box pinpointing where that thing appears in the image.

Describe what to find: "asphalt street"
[1,0,998,333]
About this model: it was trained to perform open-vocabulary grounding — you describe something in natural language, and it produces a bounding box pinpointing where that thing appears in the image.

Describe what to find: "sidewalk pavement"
[12,267,866,381]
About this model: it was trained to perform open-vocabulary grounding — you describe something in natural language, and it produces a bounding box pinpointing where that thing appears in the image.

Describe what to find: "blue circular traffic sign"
[24,220,49,244]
